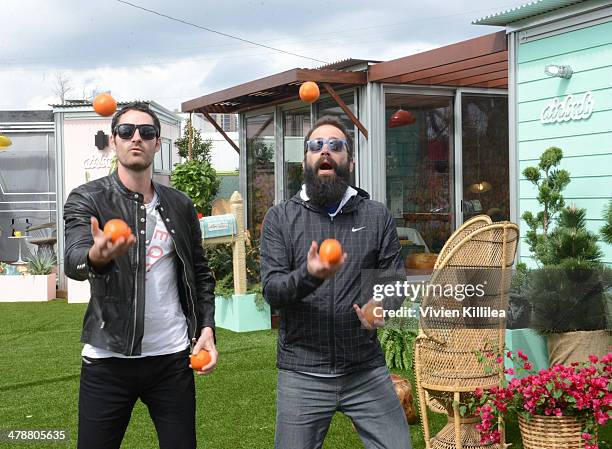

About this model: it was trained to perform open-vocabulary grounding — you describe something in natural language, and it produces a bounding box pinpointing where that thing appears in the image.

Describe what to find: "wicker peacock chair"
[414,221,519,449]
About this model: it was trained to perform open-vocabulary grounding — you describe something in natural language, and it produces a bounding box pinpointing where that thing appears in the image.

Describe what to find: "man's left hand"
[191,327,218,375]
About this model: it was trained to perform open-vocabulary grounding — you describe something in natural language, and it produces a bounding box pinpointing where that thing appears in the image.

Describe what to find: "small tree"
[174,119,213,163]
[521,146,570,265]
[600,199,612,245]
[546,205,603,270]
[171,120,219,216]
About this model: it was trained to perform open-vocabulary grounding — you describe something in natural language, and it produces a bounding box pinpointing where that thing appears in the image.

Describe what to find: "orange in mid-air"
[190,350,211,370]
[93,93,117,117]
[103,219,132,243]
[319,239,342,265]
[299,81,320,103]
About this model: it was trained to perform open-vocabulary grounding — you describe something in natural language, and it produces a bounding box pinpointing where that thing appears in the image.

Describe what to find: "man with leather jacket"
[261,116,412,449]
[64,102,216,449]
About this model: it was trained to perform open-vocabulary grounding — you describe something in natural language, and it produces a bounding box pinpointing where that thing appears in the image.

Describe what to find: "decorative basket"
[518,414,586,449]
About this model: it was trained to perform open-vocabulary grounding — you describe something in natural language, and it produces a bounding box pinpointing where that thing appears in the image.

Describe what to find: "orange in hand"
[362,301,383,324]
[299,81,320,103]
[93,93,117,117]
[319,239,342,265]
[190,350,211,370]
[103,219,132,243]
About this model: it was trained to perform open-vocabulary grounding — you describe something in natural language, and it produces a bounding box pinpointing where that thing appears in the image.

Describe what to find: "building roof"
[472,0,586,26]
[182,67,367,114]
[0,110,54,123]
[369,31,508,88]
[315,58,379,71]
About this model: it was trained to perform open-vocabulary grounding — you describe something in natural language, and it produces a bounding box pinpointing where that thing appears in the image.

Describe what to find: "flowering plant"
[469,350,611,449]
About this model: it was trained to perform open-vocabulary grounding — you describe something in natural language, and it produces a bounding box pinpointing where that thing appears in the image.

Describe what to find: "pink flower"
[589,355,599,364]
[518,351,528,361]
[524,362,533,370]
[582,432,591,441]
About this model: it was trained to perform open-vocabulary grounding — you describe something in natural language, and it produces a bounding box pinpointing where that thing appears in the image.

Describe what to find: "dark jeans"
[275,365,412,449]
[77,349,196,449]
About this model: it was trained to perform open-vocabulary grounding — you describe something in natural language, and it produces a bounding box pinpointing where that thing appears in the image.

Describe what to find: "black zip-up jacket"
[63,171,215,356]
[260,187,404,374]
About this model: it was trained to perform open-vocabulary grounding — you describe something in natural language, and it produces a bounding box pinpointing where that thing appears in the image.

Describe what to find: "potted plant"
[0,252,57,302]
[470,350,611,449]
[520,147,610,365]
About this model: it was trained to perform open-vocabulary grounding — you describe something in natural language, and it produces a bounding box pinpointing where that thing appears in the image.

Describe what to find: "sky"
[0,0,525,112]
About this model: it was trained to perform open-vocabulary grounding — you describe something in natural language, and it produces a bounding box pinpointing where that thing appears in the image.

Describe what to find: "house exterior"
[183,39,511,260]
[474,0,612,264]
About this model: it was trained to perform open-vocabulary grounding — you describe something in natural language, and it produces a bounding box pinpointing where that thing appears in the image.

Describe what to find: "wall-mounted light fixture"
[544,64,573,79]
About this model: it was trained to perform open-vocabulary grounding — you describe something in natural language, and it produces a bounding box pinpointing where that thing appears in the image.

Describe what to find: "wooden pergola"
[369,31,508,88]
[181,31,508,153]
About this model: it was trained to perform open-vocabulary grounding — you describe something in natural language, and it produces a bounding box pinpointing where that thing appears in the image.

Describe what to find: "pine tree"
[521,146,571,265]
[545,205,603,270]
[600,199,612,245]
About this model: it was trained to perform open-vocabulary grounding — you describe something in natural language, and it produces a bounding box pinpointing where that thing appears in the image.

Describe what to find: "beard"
[303,156,351,208]
[117,151,154,172]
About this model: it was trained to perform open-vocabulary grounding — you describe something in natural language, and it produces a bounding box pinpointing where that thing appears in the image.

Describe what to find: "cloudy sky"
[0,0,524,112]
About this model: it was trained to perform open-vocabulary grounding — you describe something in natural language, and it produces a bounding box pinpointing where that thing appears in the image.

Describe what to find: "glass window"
[283,106,311,200]
[154,138,172,173]
[246,113,275,239]
[385,94,454,256]
[316,91,356,184]
[461,95,509,223]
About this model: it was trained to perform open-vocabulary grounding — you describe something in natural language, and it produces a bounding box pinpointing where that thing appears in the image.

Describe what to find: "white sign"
[540,91,594,124]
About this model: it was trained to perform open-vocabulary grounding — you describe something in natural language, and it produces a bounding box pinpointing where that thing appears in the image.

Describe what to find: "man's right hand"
[307,240,347,280]
[87,217,136,270]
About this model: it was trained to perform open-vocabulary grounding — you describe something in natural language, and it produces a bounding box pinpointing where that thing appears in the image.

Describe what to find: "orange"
[299,81,320,103]
[93,93,117,117]
[103,219,132,243]
[190,350,211,370]
[319,239,342,265]
[362,301,383,324]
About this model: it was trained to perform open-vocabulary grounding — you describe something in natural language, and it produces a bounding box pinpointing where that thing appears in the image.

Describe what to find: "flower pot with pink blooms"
[467,349,611,449]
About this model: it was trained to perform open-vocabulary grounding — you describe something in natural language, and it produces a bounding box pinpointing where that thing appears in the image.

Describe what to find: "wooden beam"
[410,60,508,85]
[391,51,507,83]
[369,31,507,82]
[322,83,368,140]
[472,78,508,88]
[457,70,507,86]
[201,110,240,155]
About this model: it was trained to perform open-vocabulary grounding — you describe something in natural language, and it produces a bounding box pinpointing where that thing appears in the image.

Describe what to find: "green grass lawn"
[0,300,609,449]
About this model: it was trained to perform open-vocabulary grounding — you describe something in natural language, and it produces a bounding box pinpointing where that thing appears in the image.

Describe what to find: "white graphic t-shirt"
[82,192,189,358]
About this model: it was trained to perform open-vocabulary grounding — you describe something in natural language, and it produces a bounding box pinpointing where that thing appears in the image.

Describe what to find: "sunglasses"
[114,123,159,140]
[305,138,347,153]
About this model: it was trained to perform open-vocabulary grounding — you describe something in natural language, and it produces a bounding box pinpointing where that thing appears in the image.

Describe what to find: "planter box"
[0,273,56,302]
[215,293,271,332]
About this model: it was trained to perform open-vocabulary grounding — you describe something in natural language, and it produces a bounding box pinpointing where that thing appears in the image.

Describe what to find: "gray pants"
[275,365,412,449]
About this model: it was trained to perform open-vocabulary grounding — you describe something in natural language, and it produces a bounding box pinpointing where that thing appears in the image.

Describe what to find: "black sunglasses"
[114,123,159,140]
[305,138,347,153]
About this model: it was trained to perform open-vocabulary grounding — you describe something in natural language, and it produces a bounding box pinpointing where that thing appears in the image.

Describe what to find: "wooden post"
[230,191,247,294]
[188,113,193,161]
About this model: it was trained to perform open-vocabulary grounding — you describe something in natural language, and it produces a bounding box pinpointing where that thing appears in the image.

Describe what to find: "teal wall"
[517,20,612,264]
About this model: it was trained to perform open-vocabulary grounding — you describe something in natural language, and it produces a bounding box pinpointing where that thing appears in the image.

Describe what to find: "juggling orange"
[299,81,320,103]
[103,219,132,243]
[362,301,383,324]
[190,350,211,370]
[93,93,117,117]
[319,239,342,265]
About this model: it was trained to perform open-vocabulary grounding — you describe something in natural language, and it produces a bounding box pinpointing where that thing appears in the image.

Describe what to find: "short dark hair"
[111,101,161,137]
[304,116,353,158]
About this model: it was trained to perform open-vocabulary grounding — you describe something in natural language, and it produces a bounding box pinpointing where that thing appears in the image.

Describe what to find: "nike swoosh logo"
[352,226,366,232]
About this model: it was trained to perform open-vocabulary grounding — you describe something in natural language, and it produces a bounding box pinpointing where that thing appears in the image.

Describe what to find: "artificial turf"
[0,300,609,448]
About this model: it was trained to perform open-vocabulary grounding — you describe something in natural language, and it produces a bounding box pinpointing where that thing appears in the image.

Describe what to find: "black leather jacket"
[64,171,215,356]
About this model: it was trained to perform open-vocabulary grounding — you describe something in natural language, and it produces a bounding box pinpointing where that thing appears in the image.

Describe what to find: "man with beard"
[63,102,217,449]
[261,116,412,449]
